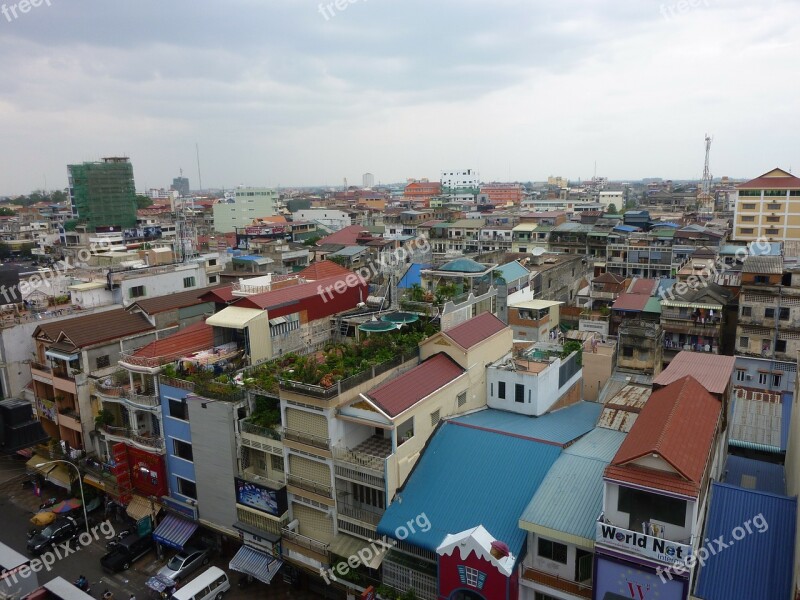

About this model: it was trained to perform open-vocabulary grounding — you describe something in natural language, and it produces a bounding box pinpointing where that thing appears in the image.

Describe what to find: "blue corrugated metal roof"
[695,483,796,600]
[398,263,429,289]
[376,420,561,557]
[723,455,786,495]
[520,429,626,540]
[449,402,603,446]
[613,225,638,232]
[495,261,530,283]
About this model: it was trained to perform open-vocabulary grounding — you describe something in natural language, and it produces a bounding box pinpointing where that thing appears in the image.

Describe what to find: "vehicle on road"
[170,567,230,600]
[157,547,210,583]
[26,516,79,555]
[100,533,153,573]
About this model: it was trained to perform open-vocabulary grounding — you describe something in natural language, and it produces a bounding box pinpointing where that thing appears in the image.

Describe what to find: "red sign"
[361,587,375,600]
[244,225,286,236]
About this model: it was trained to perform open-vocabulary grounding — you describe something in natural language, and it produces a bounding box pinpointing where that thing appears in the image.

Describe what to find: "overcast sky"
[1,0,798,194]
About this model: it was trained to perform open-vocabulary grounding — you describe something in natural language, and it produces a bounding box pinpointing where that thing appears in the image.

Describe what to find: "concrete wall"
[116,263,208,307]
[732,355,796,394]
[160,382,197,505]
[188,395,245,535]
[582,343,616,401]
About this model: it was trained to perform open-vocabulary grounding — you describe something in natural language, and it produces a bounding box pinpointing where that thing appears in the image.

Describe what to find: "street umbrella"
[50,498,82,514]
[30,511,56,526]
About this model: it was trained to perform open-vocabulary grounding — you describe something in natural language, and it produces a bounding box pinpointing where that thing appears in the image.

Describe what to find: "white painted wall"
[293,209,351,232]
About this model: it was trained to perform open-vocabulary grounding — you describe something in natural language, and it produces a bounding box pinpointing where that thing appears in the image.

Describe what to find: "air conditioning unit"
[746,374,753,380]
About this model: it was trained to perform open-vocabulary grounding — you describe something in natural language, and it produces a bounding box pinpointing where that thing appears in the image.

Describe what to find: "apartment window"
[176,477,197,500]
[755,275,770,284]
[740,336,750,350]
[740,228,754,234]
[183,276,196,288]
[735,369,747,382]
[765,308,775,319]
[538,538,568,564]
[741,306,752,317]
[766,216,780,223]
[95,355,110,370]
[622,346,634,358]
[430,409,441,427]
[457,391,467,407]
[742,203,756,209]
[773,374,783,387]
[129,285,146,299]
[780,307,790,320]
[776,340,787,353]
[766,228,780,235]
[208,259,217,266]
[270,454,284,472]
[767,203,782,210]
[498,381,506,399]
[353,483,385,509]
[208,275,218,284]
[173,439,193,462]
[758,373,768,385]
[515,384,525,403]
[741,215,755,222]
[168,398,188,421]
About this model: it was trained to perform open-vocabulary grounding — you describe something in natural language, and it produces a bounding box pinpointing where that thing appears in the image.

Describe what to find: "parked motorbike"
[74,577,90,594]
[39,497,57,510]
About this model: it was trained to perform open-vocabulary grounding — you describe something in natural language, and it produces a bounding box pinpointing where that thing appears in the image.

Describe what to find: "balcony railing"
[522,567,592,599]
[240,467,286,490]
[31,362,52,374]
[332,446,387,473]
[337,503,384,526]
[282,427,330,450]
[281,527,329,557]
[287,473,332,498]
[100,425,165,451]
[240,420,281,441]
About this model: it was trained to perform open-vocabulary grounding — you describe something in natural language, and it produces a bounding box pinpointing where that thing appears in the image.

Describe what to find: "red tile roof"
[606,376,721,497]
[34,309,154,349]
[199,286,238,304]
[443,312,508,350]
[737,168,800,190]
[132,321,214,362]
[652,351,736,395]
[628,278,658,295]
[611,292,650,312]
[298,260,351,281]
[235,273,357,310]
[366,353,465,417]
[318,225,372,247]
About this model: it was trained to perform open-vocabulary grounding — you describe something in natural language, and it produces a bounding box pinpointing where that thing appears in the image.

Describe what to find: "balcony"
[521,567,592,599]
[282,427,330,451]
[100,425,165,453]
[287,473,332,498]
[240,466,286,490]
[57,410,82,431]
[281,527,330,563]
[337,503,384,527]
[31,362,53,383]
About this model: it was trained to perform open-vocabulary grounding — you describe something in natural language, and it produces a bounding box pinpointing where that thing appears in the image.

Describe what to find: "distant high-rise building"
[212,187,278,233]
[734,167,800,242]
[171,176,190,196]
[362,172,375,188]
[67,157,138,231]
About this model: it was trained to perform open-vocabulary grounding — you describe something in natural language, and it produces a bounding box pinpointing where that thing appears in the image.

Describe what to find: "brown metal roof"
[126,285,221,315]
[34,308,154,349]
[366,353,465,418]
[652,351,736,395]
[737,168,800,190]
[443,312,508,350]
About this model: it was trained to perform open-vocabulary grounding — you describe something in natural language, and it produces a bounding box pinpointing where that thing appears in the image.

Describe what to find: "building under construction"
[67,156,138,231]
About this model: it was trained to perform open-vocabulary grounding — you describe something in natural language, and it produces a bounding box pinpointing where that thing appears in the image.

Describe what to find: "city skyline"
[1,0,798,194]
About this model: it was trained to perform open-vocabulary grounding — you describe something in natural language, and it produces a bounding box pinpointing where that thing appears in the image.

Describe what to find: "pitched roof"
[611,292,650,312]
[519,429,627,543]
[126,285,219,315]
[737,167,800,190]
[594,272,625,285]
[365,353,465,418]
[34,308,154,349]
[131,321,214,362]
[663,281,733,306]
[199,286,238,304]
[628,278,658,295]
[607,376,721,497]
[495,260,530,283]
[742,255,783,274]
[297,260,352,281]
[694,483,796,600]
[317,225,371,247]
[376,420,562,558]
[234,274,361,310]
[443,312,507,349]
[652,351,736,395]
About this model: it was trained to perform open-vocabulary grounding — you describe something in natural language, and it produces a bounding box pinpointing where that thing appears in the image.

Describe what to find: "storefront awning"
[47,464,72,489]
[127,494,161,522]
[25,454,72,489]
[330,533,385,570]
[152,514,198,550]
[229,545,282,585]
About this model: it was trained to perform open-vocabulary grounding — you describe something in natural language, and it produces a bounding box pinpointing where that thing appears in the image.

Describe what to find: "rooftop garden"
[242,323,436,391]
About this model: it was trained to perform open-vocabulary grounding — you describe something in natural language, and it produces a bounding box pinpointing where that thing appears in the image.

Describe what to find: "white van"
[170,566,230,600]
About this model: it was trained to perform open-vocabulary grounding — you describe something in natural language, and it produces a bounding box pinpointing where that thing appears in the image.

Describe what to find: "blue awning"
[152,514,197,550]
[229,545,282,584]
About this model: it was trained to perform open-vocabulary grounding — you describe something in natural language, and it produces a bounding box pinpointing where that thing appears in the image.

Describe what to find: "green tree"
[135,195,154,209]
[0,207,14,216]
[303,235,322,246]
[606,203,618,214]
[562,340,584,366]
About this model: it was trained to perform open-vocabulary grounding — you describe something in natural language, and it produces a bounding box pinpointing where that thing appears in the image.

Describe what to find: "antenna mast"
[702,134,712,195]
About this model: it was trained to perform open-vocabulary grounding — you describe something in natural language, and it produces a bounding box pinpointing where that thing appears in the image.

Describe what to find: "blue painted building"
[159,381,197,508]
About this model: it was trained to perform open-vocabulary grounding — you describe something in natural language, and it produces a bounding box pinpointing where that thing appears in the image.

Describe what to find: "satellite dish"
[531,247,546,256]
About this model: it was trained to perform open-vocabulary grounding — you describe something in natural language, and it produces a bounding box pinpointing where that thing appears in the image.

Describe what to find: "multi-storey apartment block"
[733,168,800,242]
